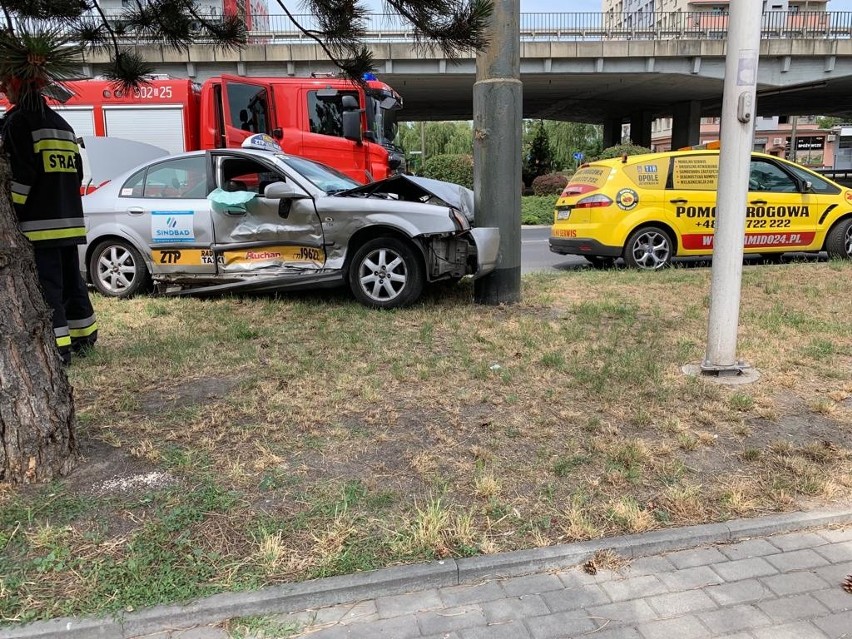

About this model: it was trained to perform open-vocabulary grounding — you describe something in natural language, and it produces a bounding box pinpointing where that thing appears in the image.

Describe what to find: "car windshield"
[277,155,360,194]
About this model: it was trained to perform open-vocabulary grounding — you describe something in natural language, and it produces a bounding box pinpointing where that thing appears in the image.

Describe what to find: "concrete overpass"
[84,11,852,148]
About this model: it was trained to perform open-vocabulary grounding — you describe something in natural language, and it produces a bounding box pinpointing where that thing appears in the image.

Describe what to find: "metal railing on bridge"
[243,11,852,42]
[79,11,852,45]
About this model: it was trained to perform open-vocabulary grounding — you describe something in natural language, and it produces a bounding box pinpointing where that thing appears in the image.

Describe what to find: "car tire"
[348,236,424,309]
[825,218,852,260]
[584,256,617,269]
[759,253,786,264]
[623,226,673,270]
[89,239,151,298]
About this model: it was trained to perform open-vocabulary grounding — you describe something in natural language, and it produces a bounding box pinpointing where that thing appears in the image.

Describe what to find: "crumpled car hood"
[337,174,475,222]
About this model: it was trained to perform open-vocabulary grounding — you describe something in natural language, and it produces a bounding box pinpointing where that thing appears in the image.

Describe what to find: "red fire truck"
[0,73,404,184]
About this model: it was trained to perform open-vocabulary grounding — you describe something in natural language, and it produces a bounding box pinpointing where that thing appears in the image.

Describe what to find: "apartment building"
[602,0,830,16]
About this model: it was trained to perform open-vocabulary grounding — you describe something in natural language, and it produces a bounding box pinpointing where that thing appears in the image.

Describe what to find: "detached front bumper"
[549,237,622,258]
[469,227,500,278]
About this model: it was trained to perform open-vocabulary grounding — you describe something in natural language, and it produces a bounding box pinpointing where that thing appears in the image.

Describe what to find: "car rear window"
[562,165,612,196]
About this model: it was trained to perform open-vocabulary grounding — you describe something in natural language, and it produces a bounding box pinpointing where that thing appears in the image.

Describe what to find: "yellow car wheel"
[623,226,673,270]
[826,218,852,260]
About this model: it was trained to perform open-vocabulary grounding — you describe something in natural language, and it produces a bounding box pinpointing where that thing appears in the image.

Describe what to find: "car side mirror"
[263,181,308,200]
[803,180,813,192]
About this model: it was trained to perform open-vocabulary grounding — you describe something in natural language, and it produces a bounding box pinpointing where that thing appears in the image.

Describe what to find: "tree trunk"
[0,149,78,483]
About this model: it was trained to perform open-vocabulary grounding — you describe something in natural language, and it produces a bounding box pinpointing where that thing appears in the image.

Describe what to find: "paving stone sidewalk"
[147,524,852,639]
[5,517,850,639]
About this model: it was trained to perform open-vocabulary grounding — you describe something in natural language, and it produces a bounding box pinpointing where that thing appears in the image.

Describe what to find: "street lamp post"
[701,0,763,378]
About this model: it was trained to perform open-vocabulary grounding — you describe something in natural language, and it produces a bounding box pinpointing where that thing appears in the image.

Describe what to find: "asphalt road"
[521,225,587,274]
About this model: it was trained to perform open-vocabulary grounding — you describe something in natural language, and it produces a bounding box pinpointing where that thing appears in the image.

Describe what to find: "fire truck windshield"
[366,89,401,146]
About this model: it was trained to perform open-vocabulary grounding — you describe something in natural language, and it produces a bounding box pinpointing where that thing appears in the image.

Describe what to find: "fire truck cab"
[201,74,404,183]
[0,74,404,185]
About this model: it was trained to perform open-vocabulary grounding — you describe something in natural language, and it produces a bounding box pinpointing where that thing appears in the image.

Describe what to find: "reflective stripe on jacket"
[2,99,86,247]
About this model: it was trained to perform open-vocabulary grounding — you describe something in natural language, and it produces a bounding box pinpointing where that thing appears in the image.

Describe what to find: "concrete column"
[671,100,702,150]
[473,0,522,305]
[602,117,623,148]
[629,110,653,148]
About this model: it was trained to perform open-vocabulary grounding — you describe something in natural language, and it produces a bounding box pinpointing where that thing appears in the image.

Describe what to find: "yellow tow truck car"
[549,149,852,269]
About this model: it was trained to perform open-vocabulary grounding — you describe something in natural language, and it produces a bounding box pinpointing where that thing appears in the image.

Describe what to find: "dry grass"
[2,261,851,623]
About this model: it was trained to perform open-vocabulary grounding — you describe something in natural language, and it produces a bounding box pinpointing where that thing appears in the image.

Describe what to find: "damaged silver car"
[81,142,500,308]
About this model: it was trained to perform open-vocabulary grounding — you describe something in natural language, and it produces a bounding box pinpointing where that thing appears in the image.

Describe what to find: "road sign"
[573,151,584,161]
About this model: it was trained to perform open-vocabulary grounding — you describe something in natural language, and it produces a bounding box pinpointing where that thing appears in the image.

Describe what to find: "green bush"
[592,143,654,161]
[531,172,571,196]
[421,154,474,189]
[521,196,558,225]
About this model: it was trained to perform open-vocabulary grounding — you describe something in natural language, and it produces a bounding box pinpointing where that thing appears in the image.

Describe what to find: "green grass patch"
[2,261,851,624]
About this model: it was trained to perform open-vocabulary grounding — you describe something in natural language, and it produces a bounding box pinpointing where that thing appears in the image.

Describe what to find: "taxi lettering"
[159,250,182,264]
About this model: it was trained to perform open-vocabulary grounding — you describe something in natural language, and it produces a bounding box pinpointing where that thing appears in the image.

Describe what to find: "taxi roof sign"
[241,134,281,152]
[678,140,721,151]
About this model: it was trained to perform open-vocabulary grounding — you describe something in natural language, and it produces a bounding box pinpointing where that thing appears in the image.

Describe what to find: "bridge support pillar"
[672,100,702,150]
[602,118,623,148]
[629,111,653,148]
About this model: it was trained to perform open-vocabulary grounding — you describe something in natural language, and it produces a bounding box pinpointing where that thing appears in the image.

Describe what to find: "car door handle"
[127,207,145,215]
[750,199,768,205]
[670,198,688,204]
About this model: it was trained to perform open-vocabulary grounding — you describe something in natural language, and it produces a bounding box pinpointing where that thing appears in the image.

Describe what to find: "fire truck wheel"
[89,239,152,298]
[348,236,424,309]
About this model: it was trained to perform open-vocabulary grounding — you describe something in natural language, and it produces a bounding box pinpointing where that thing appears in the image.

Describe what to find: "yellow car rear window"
[568,166,611,188]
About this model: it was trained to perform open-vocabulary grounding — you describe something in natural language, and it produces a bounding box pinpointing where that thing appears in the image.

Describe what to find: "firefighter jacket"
[2,98,86,247]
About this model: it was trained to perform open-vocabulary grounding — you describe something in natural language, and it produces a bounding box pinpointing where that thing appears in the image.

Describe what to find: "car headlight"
[449,208,470,231]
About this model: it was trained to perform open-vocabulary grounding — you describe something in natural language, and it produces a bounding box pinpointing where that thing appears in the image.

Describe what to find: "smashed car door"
[210,153,326,274]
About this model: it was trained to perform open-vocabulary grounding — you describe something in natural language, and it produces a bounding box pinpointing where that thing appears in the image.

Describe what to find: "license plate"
[556,209,571,221]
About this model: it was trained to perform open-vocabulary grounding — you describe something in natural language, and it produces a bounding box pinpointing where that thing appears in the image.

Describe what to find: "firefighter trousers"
[33,245,98,365]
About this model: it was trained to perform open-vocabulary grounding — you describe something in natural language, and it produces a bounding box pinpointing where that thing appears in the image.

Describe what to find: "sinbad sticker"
[616,188,639,210]
[151,211,194,243]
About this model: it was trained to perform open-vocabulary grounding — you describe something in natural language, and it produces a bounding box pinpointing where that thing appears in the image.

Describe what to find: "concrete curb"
[3,507,851,639]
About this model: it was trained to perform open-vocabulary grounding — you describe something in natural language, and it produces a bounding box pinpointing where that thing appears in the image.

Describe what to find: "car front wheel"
[89,239,151,298]
[348,236,425,309]
[825,218,852,260]
[623,226,673,270]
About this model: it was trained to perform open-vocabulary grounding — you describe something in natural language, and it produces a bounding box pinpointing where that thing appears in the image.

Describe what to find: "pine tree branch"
[91,0,122,61]
[270,0,362,76]
[0,3,13,33]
